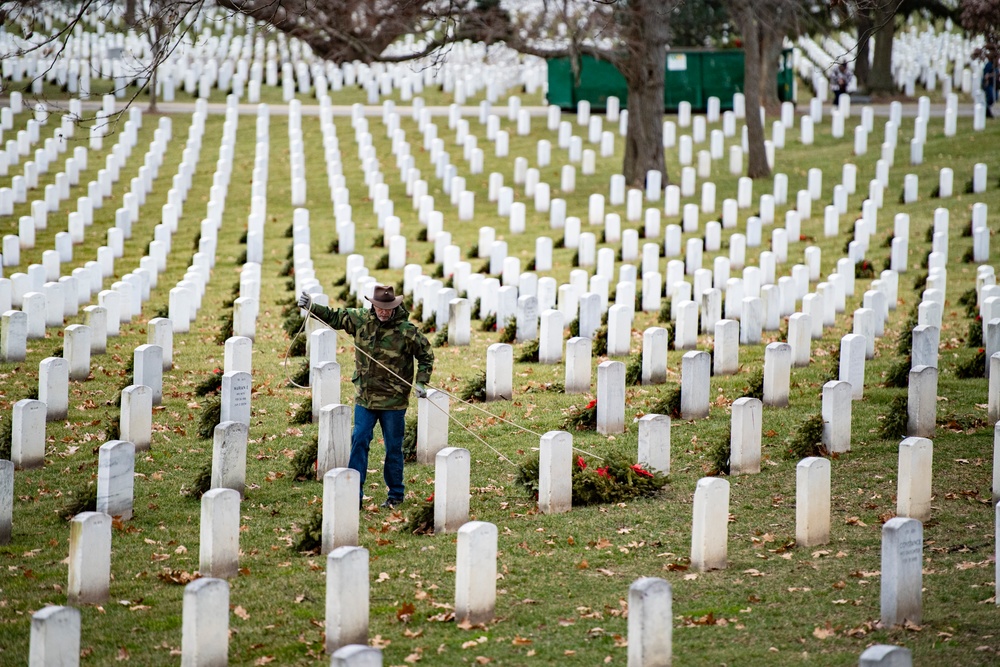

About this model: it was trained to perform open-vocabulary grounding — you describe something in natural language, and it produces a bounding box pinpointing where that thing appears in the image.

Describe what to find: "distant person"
[829,61,853,102]
[983,58,996,118]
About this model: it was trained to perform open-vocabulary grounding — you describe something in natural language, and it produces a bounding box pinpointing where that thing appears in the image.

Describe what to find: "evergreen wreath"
[955,348,986,379]
[195,368,224,396]
[404,492,436,535]
[877,396,909,440]
[290,436,319,481]
[459,372,487,403]
[516,452,667,506]
[561,399,598,431]
[784,412,827,459]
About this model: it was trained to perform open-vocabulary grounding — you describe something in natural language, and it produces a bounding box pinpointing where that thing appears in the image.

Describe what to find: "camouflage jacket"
[308,304,434,410]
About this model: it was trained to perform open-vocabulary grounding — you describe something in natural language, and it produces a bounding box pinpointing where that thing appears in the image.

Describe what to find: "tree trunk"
[741,11,771,179]
[869,4,896,94]
[620,0,668,187]
[149,65,158,113]
[148,22,161,113]
[759,31,782,112]
[125,0,136,27]
[855,9,872,92]
[622,73,666,187]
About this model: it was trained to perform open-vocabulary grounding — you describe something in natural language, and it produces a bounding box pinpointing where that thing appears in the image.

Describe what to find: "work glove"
[297,292,312,310]
[414,382,428,399]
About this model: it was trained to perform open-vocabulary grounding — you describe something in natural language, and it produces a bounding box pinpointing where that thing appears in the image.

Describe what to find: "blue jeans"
[349,404,406,502]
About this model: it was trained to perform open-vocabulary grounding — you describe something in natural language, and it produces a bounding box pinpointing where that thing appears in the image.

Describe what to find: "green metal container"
[547,48,795,112]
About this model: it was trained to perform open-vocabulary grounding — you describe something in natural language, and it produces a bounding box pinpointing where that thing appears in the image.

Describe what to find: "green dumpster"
[547,48,795,112]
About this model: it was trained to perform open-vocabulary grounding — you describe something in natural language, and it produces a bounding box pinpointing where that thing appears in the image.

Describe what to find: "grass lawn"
[0,88,998,666]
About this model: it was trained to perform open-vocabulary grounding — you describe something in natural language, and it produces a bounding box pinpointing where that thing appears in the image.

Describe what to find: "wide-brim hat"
[367,284,403,309]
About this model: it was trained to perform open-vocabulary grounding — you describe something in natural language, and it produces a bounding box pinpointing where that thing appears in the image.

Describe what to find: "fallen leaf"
[156,569,199,585]
[233,606,250,620]
[397,602,416,621]
[254,657,275,666]
[812,623,836,640]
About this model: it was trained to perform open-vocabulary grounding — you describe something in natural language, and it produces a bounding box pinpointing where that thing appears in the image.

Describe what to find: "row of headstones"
[395,141,992,351]
[15,434,949,665]
[2,128,168,335]
[0,98,189,344]
[325,94,975,346]
[0,113,205,367]
[0,99,81,206]
[24,510,497,664]
[343,146,977,384]
[1,98,142,263]
[796,25,984,101]
[22,582,923,667]
[167,101,262,335]
[306,92,896,323]
[4,335,168,469]
[393,93,988,246]
[6,2,534,106]
[2,376,251,545]
[262,90,980,412]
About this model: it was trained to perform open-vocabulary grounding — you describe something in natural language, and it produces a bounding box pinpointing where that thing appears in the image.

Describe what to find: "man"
[983,58,996,119]
[298,285,434,508]
[829,61,853,102]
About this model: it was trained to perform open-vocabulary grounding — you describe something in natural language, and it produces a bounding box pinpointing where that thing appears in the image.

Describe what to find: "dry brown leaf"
[116,647,130,661]
[812,623,836,639]
[254,657,275,666]
[512,636,533,645]
[233,606,250,620]
[156,569,200,585]
[397,602,416,621]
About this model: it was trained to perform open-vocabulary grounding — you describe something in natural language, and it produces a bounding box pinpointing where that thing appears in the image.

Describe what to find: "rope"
[284,300,605,462]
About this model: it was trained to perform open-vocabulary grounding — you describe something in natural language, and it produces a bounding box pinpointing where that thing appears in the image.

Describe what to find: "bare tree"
[727,2,772,179]
[1,0,204,117]
[130,0,207,112]
[219,0,678,186]
[727,0,814,178]
[866,0,900,94]
[960,0,1000,61]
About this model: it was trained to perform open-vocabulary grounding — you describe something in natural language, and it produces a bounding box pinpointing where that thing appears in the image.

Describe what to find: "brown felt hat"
[367,284,403,309]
